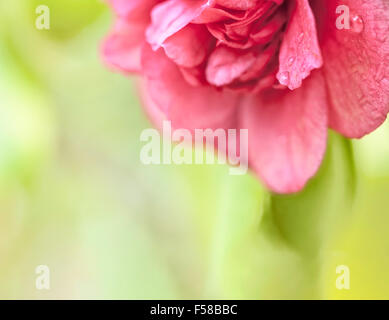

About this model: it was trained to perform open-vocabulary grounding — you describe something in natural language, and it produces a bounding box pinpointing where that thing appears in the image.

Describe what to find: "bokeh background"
[0,0,388,299]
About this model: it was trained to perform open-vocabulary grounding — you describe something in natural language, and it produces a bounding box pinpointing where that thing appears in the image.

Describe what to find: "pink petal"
[215,0,260,10]
[139,76,242,166]
[102,19,146,73]
[193,7,247,24]
[241,71,328,193]
[141,44,240,131]
[107,0,157,21]
[179,66,207,86]
[146,0,211,50]
[238,43,277,82]
[206,46,257,86]
[313,0,389,138]
[276,0,323,90]
[163,24,212,68]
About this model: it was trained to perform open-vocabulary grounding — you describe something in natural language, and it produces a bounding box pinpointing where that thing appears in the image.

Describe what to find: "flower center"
[198,0,289,92]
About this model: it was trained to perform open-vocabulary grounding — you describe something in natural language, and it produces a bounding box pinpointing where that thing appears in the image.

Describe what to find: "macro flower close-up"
[103,0,389,193]
[1,0,389,302]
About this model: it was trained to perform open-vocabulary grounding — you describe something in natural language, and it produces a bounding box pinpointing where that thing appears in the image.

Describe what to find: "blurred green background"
[0,0,388,299]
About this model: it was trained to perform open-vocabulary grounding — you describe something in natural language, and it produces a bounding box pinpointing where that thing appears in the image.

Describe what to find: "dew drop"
[288,57,295,66]
[350,15,364,34]
[278,71,290,85]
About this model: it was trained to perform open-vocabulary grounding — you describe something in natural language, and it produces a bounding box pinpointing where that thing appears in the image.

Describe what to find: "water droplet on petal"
[350,15,364,34]
[288,57,295,66]
[278,71,290,85]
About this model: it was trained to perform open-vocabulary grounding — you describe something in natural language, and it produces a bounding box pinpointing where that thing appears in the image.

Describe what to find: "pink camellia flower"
[102,0,389,193]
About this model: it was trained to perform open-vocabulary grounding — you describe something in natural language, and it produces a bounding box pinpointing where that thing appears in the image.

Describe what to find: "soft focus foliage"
[0,0,388,299]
